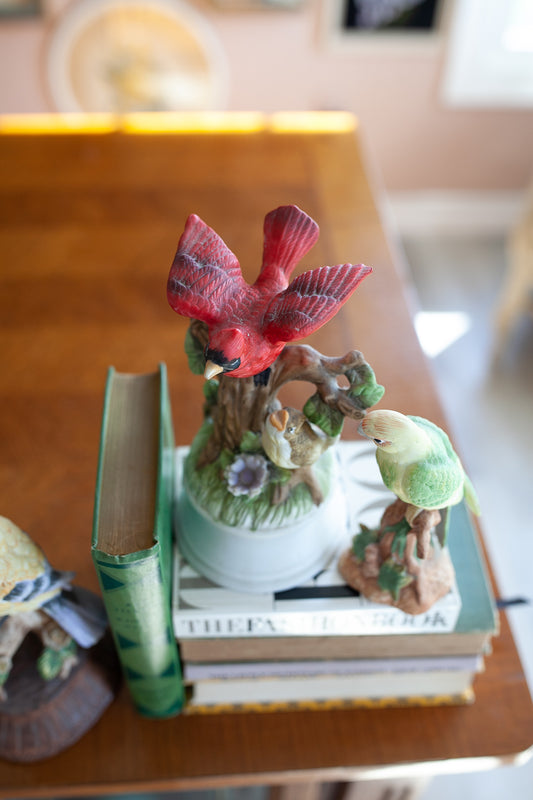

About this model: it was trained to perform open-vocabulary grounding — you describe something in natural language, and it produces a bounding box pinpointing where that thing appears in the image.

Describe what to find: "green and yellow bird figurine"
[359,409,481,523]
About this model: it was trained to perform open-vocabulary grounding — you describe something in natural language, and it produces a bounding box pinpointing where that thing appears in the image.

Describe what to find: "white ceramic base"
[175,452,350,594]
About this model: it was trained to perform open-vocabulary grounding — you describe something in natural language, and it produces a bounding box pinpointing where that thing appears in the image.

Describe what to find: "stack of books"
[92,365,498,717]
[172,442,499,713]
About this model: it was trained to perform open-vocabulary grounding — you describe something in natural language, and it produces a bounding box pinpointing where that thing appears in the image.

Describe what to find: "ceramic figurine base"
[338,542,456,616]
[338,499,456,616]
[0,631,120,763]
[175,448,349,594]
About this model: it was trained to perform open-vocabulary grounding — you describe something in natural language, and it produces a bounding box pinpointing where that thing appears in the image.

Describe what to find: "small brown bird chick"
[262,407,337,469]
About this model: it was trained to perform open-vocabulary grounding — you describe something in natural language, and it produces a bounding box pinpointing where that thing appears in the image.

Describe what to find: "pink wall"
[1,0,532,191]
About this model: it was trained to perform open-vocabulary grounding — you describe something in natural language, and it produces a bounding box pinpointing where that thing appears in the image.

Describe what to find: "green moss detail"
[184,421,335,530]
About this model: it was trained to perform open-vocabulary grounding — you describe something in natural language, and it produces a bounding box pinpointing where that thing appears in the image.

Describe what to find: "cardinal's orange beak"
[204,360,224,380]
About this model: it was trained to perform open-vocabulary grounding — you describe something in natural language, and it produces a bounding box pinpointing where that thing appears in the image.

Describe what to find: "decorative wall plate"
[46,0,229,112]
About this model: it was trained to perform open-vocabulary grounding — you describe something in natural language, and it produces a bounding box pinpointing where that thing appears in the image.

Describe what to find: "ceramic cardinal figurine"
[167,205,371,382]
[359,410,481,521]
[262,407,338,469]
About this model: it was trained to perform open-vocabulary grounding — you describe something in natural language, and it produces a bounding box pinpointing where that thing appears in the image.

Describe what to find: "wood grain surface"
[0,114,531,796]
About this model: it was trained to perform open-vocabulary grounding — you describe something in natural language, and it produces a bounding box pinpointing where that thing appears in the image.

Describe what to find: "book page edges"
[93,368,160,556]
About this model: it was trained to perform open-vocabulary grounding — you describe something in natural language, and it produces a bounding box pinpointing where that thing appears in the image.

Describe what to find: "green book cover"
[447,501,499,637]
[92,363,184,718]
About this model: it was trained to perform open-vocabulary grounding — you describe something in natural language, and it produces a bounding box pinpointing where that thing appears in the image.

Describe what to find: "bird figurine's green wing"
[400,457,465,510]
[398,415,465,509]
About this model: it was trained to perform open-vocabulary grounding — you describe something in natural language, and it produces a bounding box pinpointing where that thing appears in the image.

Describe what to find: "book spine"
[183,654,483,681]
[178,631,492,663]
[173,602,460,639]
[93,546,183,718]
[183,690,475,714]
[184,668,476,707]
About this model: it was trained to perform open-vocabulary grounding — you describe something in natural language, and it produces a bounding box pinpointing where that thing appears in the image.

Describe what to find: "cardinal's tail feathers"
[258,205,320,289]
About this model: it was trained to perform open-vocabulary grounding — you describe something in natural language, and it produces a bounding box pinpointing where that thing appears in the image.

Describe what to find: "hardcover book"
[185,669,478,710]
[183,653,483,681]
[92,364,184,718]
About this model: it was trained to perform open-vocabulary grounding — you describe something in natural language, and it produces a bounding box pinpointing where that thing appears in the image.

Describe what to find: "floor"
[402,233,533,800]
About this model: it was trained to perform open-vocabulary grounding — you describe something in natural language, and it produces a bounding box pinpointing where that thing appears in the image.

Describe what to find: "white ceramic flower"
[225,454,269,498]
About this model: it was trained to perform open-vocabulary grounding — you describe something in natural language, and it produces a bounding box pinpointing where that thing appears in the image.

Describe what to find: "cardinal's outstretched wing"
[167,214,247,325]
[263,263,371,342]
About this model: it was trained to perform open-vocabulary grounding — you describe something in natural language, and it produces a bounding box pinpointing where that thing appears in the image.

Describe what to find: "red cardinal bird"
[167,205,371,381]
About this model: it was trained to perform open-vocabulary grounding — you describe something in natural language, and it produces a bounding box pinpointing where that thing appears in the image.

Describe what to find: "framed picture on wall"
[321,0,446,51]
[0,0,41,17]
[342,0,440,31]
[207,1,303,8]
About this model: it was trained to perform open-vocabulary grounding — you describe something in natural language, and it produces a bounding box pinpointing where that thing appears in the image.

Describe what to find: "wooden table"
[0,112,531,797]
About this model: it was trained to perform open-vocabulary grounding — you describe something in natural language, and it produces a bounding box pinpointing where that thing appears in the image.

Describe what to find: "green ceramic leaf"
[240,431,263,453]
[351,524,378,561]
[391,534,407,561]
[387,519,412,561]
[202,379,219,409]
[378,559,413,601]
[184,327,206,375]
[269,464,292,485]
[347,363,385,409]
[218,448,234,470]
[303,393,344,437]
